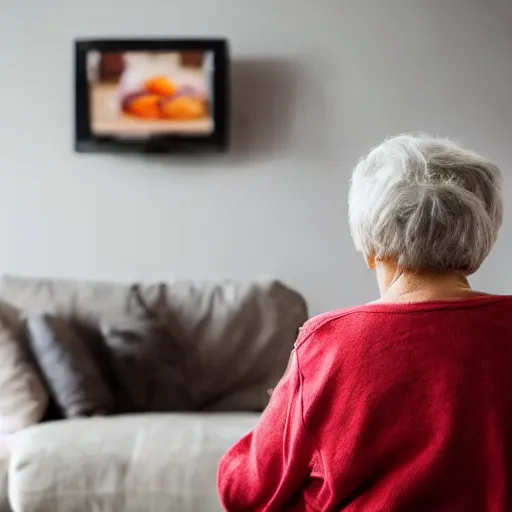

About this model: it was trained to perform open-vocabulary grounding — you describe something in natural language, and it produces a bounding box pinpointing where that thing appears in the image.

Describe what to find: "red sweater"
[217,296,512,511]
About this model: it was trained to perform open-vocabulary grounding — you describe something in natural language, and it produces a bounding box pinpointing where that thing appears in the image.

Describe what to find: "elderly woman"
[217,134,510,511]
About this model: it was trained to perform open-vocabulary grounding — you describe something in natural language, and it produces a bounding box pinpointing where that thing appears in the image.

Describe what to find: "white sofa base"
[7,413,258,512]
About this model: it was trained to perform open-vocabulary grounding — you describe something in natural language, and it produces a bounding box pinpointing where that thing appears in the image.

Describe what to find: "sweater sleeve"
[217,350,316,511]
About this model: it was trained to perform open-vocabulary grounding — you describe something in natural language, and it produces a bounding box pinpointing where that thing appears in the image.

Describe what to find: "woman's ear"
[365,253,376,270]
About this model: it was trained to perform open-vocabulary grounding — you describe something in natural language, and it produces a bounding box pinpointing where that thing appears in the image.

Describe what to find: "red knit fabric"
[218,296,512,511]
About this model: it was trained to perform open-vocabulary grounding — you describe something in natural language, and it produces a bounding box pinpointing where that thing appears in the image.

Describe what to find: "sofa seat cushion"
[9,414,259,512]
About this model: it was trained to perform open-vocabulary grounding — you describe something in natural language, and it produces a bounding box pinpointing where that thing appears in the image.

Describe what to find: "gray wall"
[1,0,511,314]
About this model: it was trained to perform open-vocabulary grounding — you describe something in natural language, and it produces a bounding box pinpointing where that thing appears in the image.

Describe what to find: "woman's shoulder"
[296,304,372,349]
[296,295,512,351]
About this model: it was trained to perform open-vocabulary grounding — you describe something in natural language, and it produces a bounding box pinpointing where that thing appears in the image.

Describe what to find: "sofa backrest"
[0,275,308,411]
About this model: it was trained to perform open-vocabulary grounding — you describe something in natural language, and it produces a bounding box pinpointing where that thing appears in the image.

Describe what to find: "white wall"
[1,0,511,315]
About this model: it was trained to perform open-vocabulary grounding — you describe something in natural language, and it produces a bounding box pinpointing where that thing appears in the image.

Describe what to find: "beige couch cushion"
[0,312,48,434]
[9,413,259,512]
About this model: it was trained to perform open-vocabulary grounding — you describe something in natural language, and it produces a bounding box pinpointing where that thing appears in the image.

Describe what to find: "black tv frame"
[75,38,230,154]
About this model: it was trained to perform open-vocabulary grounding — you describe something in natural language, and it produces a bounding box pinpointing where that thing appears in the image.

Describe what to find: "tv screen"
[75,39,229,153]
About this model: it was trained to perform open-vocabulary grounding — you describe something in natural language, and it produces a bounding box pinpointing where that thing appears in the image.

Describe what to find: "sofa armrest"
[0,435,12,512]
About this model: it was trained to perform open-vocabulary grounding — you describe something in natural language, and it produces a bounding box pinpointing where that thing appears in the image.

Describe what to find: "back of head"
[349,134,503,275]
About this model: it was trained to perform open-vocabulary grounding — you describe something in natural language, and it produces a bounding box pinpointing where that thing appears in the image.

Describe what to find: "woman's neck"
[376,263,478,304]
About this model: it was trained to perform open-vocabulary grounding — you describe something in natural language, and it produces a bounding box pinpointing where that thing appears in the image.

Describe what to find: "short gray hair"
[349,134,503,274]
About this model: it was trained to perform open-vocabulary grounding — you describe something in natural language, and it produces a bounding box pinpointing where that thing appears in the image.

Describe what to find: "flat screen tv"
[75,39,229,154]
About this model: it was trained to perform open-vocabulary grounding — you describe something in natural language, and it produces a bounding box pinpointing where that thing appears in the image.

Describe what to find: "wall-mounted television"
[75,39,230,154]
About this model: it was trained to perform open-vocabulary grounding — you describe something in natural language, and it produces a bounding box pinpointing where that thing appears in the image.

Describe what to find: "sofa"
[0,275,308,512]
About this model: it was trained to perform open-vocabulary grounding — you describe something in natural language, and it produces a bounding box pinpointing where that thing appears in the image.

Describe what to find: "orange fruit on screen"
[145,76,177,97]
[161,96,207,120]
[125,94,161,119]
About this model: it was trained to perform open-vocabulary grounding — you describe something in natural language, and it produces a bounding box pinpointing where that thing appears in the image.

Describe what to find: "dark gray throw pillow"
[25,315,114,418]
[100,318,193,413]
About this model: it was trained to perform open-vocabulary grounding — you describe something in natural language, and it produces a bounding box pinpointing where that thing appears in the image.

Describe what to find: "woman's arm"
[267,348,295,398]
[217,350,316,511]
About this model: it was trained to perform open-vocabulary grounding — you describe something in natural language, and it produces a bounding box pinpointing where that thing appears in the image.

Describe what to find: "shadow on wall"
[228,57,332,163]
[112,57,329,169]
[229,58,301,160]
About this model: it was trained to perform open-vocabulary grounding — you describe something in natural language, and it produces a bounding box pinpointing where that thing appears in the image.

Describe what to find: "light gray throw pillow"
[26,315,114,418]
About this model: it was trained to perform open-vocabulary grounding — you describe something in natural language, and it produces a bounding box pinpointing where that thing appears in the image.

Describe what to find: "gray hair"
[349,134,503,274]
